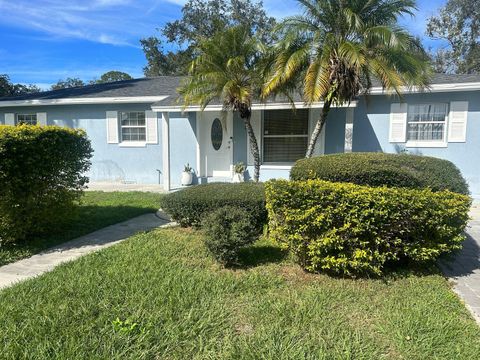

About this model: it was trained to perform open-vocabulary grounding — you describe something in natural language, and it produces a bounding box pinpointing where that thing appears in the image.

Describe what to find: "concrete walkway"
[440,203,480,324]
[0,212,171,290]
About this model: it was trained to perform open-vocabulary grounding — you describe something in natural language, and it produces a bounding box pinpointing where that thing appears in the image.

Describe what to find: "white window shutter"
[106,111,119,144]
[145,110,158,144]
[389,103,407,142]
[4,113,15,125]
[448,101,468,142]
[247,111,261,165]
[37,112,47,126]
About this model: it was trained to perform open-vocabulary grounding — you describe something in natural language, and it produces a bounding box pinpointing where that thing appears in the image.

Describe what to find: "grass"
[0,191,163,266]
[0,228,479,359]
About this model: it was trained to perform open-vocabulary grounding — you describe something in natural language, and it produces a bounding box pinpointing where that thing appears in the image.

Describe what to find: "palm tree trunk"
[243,116,261,182]
[305,99,332,158]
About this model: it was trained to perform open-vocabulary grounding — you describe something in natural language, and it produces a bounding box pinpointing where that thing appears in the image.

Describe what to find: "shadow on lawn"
[236,245,288,269]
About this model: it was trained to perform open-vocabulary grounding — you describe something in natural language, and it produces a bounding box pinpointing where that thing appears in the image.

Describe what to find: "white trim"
[118,142,147,148]
[152,101,358,112]
[261,164,293,170]
[162,112,170,191]
[370,82,480,95]
[0,96,169,107]
[448,101,468,142]
[405,141,448,148]
[106,111,119,144]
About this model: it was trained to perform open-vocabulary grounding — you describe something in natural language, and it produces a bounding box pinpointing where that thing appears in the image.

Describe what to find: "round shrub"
[290,152,469,195]
[266,179,471,276]
[202,206,258,265]
[0,125,93,244]
[160,182,266,229]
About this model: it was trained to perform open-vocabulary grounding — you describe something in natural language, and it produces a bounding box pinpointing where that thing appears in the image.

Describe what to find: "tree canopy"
[0,75,41,98]
[92,71,133,84]
[427,0,480,74]
[141,0,275,76]
[51,78,86,90]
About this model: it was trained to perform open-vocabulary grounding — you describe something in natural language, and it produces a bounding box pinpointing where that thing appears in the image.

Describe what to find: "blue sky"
[0,0,447,88]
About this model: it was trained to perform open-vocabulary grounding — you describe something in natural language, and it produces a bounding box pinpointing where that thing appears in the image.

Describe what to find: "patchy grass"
[0,191,163,266]
[0,228,479,359]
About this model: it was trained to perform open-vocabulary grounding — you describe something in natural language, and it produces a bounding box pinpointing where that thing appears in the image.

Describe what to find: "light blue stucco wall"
[0,104,198,186]
[352,91,480,195]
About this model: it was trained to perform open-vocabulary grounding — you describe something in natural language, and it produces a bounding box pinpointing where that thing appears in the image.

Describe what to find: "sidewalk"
[439,203,480,324]
[0,212,171,290]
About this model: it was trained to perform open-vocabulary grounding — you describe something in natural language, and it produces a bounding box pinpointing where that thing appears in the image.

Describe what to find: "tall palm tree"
[263,0,431,157]
[179,26,269,182]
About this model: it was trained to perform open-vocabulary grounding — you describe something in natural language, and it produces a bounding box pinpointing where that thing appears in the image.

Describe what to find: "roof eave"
[0,96,169,107]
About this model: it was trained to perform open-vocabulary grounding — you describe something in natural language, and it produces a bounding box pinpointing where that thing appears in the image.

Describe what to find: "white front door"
[200,111,233,177]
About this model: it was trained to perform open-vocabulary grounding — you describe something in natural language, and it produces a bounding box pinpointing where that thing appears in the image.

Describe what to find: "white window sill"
[118,142,147,148]
[261,164,294,170]
[405,141,448,148]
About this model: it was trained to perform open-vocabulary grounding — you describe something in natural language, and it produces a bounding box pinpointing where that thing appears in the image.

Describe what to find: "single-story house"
[0,74,479,194]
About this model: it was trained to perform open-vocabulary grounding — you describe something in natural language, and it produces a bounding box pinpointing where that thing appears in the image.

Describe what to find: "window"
[120,111,146,142]
[407,104,448,142]
[263,109,309,163]
[16,114,37,125]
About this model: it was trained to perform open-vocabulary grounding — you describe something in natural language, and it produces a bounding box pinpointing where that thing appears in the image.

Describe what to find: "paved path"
[0,212,171,290]
[440,203,480,324]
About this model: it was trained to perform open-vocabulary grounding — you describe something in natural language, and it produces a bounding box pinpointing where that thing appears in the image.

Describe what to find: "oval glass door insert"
[211,118,223,151]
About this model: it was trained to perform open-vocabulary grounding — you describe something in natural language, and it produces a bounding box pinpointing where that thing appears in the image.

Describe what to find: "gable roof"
[0,73,478,108]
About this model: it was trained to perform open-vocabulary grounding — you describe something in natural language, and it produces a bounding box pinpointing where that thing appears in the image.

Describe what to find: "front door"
[200,111,233,177]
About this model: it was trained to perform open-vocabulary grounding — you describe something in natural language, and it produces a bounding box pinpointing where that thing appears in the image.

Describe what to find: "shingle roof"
[0,73,478,105]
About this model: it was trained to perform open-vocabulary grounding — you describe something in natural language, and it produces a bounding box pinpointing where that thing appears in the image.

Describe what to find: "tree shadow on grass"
[235,244,288,269]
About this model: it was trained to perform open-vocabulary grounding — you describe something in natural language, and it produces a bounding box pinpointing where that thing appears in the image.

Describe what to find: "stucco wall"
[0,104,197,186]
[352,91,480,195]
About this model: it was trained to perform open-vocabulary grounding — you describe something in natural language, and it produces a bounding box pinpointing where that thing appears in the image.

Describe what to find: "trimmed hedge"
[266,179,470,276]
[290,153,469,195]
[202,206,258,265]
[160,182,266,228]
[0,125,93,244]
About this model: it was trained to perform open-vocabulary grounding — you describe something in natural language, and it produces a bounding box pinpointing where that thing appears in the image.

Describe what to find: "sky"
[0,0,447,89]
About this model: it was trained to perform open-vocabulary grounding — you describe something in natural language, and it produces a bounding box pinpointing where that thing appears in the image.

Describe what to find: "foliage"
[51,77,86,90]
[0,125,93,244]
[427,0,480,74]
[266,179,471,276]
[1,228,479,359]
[0,191,164,267]
[290,152,469,195]
[0,74,41,97]
[183,163,193,173]
[160,182,266,228]
[141,0,276,76]
[263,0,431,157]
[92,71,133,84]
[202,206,258,265]
[234,162,246,174]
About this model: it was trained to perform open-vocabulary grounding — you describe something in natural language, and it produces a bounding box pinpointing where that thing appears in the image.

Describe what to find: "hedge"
[202,206,258,265]
[290,152,469,195]
[266,179,470,276]
[160,182,266,228]
[0,125,93,244]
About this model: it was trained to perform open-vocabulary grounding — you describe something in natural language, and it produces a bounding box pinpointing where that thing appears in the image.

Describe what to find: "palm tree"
[178,26,268,182]
[263,0,431,157]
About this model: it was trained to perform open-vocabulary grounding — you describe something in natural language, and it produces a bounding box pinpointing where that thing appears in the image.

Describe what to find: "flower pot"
[232,172,244,183]
[181,171,193,186]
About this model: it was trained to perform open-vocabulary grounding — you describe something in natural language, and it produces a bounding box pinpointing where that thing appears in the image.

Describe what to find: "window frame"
[15,113,38,126]
[405,103,449,148]
[119,111,147,144]
[261,109,309,164]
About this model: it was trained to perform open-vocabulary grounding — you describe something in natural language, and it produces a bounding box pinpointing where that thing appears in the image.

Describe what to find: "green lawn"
[0,191,163,266]
[1,228,479,359]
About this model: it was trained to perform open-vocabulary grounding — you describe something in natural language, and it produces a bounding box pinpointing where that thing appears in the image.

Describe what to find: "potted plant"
[181,163,193,186]
[232,162,246,183]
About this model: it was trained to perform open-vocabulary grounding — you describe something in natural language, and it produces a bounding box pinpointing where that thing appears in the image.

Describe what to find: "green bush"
[290,152,469,195]
[0,125,93,244]
[160,182,266,228]
[202,206,258,265]
[266,179,470,276]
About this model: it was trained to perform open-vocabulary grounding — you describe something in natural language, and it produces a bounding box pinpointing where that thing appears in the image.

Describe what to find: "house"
[0,74,479,194]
